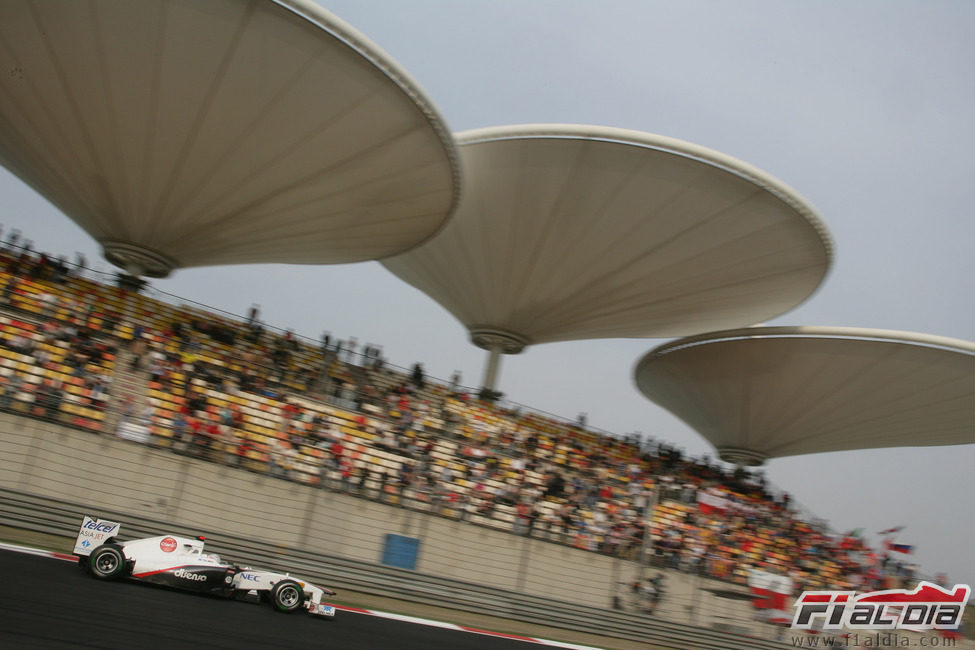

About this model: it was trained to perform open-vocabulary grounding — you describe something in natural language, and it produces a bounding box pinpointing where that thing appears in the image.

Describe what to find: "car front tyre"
[89,545,127,580]
[269,579,304,613]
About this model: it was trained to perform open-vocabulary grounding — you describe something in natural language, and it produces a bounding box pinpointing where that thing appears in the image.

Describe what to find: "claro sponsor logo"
[791,582,970,631]
[159,537,178,553]
[173,568,207,582]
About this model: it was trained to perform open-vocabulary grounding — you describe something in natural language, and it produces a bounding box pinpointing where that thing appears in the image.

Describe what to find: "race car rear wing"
[73,515,122,556]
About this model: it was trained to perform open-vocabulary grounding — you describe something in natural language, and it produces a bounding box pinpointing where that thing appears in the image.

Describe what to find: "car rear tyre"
[89,545,127,580]
[270,579,304,613]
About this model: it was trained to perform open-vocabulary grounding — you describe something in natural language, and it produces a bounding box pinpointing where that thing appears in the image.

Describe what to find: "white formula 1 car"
[73,516,337,618]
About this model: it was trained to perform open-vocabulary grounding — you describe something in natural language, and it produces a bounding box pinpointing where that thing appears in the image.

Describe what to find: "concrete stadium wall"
[0,413,630,609]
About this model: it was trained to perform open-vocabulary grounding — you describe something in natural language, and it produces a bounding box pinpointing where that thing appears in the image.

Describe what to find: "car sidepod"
[133,564,236,596]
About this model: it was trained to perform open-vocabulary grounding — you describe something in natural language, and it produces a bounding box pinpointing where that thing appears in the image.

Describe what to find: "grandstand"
[0,243,943,599]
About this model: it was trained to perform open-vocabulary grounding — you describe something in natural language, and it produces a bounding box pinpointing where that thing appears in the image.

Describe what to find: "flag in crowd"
[696,487,730,515]
[748,567,792,624]
[877,525,905,535]
[886,541,915,554]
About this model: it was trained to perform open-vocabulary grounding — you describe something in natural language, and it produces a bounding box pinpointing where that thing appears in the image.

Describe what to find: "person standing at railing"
[266,435,287,479]
[219,424,240,467]
[338,456,353,493]
[376,470,388,503]
[246,304,260,327]
[0,274,17,305]
[410,363,425,390]
[356,465,370,495]
[315,446,336,490]
[0,370,23,411]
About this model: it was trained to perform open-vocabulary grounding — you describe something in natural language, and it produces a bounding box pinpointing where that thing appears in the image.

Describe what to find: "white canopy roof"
[383,124,832,350]
[0,0,459,276]
[634,326,975,465]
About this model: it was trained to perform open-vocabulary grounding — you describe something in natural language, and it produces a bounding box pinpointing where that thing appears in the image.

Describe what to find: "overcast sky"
[3,1,973,587]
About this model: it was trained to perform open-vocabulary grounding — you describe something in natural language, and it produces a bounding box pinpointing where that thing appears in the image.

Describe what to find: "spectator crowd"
[0,234,929,601]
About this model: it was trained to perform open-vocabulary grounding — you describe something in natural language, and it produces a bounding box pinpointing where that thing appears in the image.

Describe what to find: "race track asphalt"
[0,550,568,650]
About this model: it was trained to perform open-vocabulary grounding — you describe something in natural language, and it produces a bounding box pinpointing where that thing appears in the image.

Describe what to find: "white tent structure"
[383,124,833,389]
[0,0,460,277]
[634,326,975,465]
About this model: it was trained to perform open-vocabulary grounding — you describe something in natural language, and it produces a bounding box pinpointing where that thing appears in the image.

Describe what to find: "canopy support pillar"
[481,346,503,391]
[470,328,529,397]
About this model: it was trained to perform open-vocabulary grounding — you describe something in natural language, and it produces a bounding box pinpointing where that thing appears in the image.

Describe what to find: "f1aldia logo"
[792,581,970,631]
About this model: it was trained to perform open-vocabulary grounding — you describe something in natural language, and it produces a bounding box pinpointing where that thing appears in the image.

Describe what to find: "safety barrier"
[0,486,791,650]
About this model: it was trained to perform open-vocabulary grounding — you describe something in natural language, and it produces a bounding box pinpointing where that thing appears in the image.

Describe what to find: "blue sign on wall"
[381,533,420,570]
